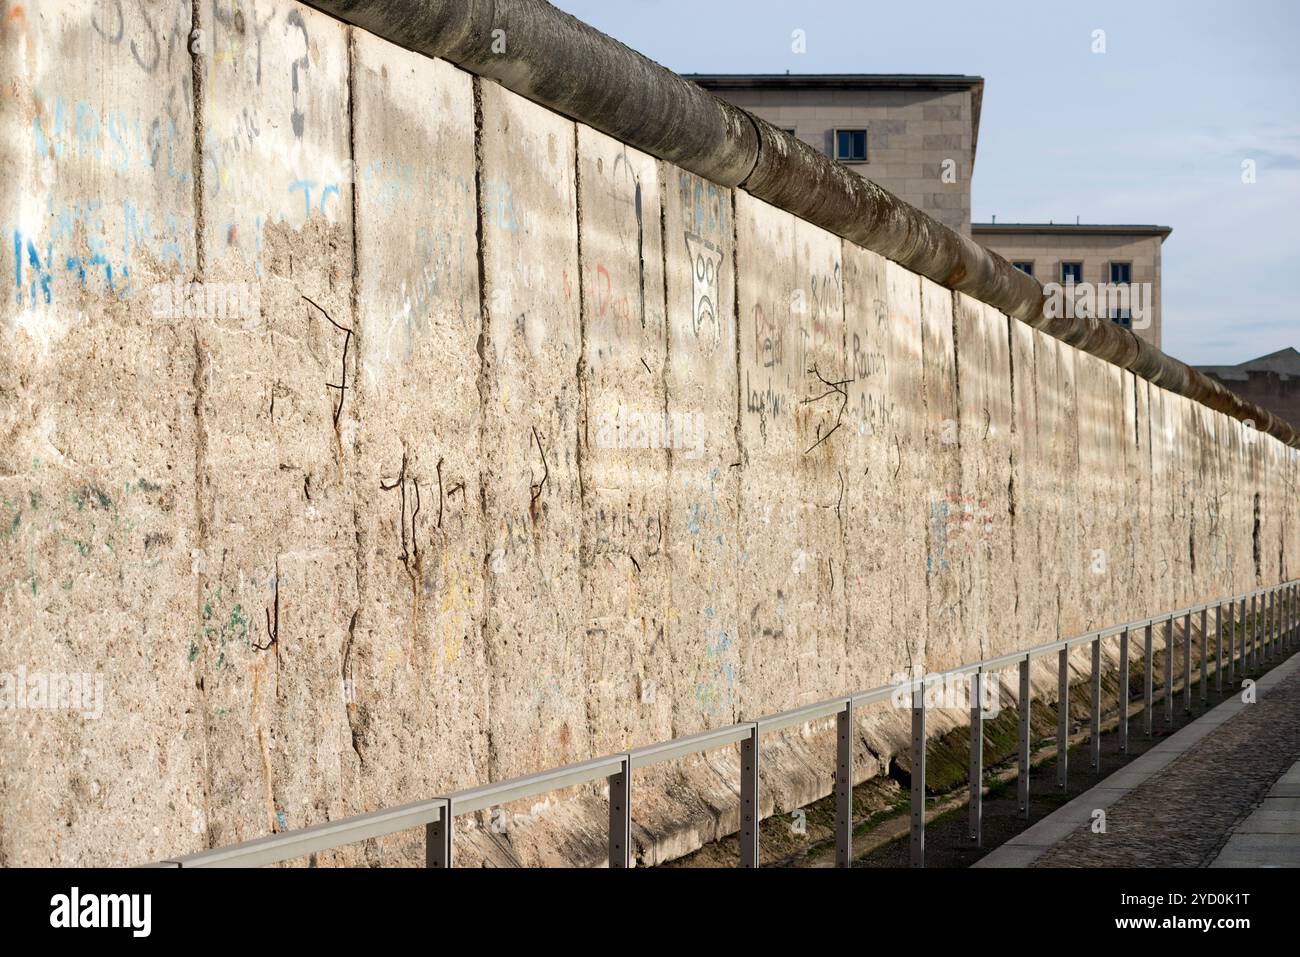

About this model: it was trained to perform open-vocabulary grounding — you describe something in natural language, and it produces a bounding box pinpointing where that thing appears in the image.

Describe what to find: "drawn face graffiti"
[684,232,723,354]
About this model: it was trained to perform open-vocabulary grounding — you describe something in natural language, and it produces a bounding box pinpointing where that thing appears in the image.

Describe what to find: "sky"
[552,0,1300,366]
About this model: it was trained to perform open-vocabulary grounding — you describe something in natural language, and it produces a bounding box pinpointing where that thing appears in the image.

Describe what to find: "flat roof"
[686,73,984,90]
[973,223,1173,240]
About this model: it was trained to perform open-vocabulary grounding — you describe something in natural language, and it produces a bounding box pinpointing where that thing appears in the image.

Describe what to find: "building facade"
[690,74,982,234]
[972,223,1171,349]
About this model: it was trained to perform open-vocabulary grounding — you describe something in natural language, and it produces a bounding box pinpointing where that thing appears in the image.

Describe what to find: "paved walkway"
[1210,759,1300,867]
[974,651,1300,868]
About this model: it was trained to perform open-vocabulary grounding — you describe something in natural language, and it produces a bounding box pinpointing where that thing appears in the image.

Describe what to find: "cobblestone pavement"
[1034,660,1300,867]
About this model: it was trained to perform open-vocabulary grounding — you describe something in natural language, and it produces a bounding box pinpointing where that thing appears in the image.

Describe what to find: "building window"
[1012,261,1035,277]
[1060,262,1084,284]
[781,127,798,136]
[834,129,868,163]
[1109,262,1132,284]
[1110,309,1132,328]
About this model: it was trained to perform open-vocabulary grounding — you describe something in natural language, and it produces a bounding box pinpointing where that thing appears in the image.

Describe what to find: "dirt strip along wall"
[2,0,1297,866]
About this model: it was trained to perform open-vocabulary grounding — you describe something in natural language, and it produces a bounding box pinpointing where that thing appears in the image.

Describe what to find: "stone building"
[1196,347,1300,431]
[688,74,982,234]
[971,223,1171,349]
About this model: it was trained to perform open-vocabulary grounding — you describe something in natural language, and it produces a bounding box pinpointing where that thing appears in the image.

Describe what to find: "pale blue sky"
[553,0,1299,365]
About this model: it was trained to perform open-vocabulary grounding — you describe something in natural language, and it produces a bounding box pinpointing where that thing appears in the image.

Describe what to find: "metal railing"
[156,579,1300,869]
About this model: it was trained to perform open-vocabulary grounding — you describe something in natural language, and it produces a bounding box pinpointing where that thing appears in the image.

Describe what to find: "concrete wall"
[1,1,1297,866]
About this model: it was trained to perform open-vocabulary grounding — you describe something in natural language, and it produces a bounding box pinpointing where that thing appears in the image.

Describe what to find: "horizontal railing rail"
[159,579,1300,869]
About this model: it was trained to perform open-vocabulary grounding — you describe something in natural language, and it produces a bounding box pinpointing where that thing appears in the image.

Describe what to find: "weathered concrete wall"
[1,0,206,865]
[2,0,1298,866]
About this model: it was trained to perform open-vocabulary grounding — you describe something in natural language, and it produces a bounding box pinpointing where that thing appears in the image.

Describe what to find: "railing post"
[1119,628,1130,753]
[1273,587,1280,658]
[1239,595,1246,672]
[1228,600,1237,685]
[1232,590,1242,670]
[425,802,453,868]
[1182,611,1192,713]
[1213,603,1221,692]
[1284,582,1294,650]
[969,670,983,847]
[1257,590,1264,666]
[835,699,854,868]
[1259,590,1266,662]
[1269,589,1276,660]
[1057,647,1069,790]
[740,723,760,868]
[1257,591,1264,664]
[1289,584,1294,649]
[1284,579,1294,647]
[1282,586,1288,652]
[1242,590,1253,670]
[1199,607,1208,704]
[1284,585,1290,651]
[1287,584,1293,650]
[911,678,926,868]
[1143,622,1154,737]
[1288,584,1293,650]
[1260,590,1266,662]
[1270,588,1278,660]
[1018,657,1031,818]
[1090,637,1101,770]
[1264,590,1271,662]
[1268,590,1279,657]
[608,755,631,868]
[1245,595,1252,671]
[1257,590,1264,665]
[1164,617,1175,727]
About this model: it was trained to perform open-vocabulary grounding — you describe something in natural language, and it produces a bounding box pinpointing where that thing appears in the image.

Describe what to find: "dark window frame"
[833,128,868,163]
[1109,261,1132,284]
[1012,261,1035,277]
[1060,261,1084,284]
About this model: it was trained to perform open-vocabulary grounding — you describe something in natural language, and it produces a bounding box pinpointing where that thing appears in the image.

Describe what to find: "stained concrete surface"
[1,0,1297,867]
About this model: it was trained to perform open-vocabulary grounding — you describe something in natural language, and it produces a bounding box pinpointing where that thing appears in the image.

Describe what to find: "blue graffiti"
[14,233,53,305]
[33,96,187,184]
[288,179,342,221]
